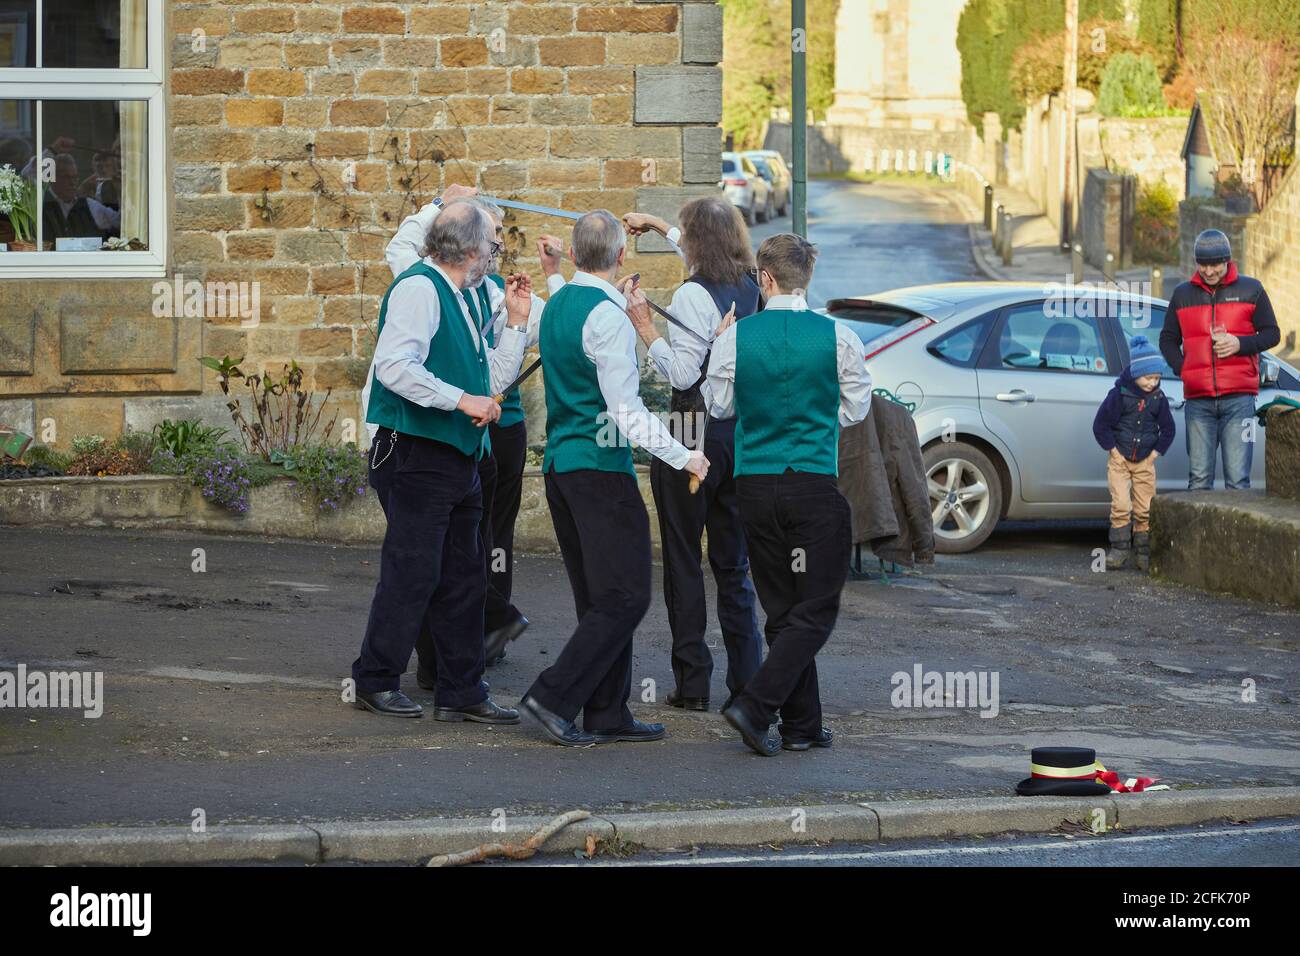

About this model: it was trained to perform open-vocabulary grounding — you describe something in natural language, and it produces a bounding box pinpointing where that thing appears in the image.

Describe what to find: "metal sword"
[482,197,584,221]
[494,355,541,404]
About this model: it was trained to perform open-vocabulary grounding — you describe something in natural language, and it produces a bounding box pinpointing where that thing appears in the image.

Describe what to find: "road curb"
[2,787,1298,865]
[943,188,1011,281]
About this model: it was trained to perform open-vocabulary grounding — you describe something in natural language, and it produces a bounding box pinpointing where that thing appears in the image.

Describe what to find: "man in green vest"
[374,191,565,675]
[518,210,710,746]
[706,234,872,756]
[351,200,530,723]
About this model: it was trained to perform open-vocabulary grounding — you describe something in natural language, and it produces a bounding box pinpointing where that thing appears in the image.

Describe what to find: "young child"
[1092,336,1176,571]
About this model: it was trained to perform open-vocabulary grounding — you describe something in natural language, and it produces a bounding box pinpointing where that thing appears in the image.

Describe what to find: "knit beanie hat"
[1194,229,1232,265]
[1127,335,1163,379]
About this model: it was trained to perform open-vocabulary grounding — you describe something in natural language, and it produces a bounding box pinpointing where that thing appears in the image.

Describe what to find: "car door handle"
[996,390,1036,403]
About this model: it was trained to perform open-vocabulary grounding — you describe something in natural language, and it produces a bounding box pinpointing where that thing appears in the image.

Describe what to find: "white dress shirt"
[385,198,548,346]
[567,271,692,471]
[362,200,537,439]
[364,258,525,434]
[706,294,873,427]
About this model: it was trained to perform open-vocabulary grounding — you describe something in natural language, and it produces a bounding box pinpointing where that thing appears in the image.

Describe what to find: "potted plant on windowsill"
[0,164,37,251]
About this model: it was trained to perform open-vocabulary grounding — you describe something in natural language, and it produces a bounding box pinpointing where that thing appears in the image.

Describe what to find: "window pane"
[0,101,35,248]
[998,303,1109,374]
[6,99,148,252]
[0,1,35,67]
[43,0,147,69]
[929,317,991,367]
[1116,306,1177,378]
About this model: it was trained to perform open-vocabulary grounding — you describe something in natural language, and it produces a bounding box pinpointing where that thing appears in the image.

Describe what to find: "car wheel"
[922,441,1002,554]
[743,203,756,226]
[760,195,773,222]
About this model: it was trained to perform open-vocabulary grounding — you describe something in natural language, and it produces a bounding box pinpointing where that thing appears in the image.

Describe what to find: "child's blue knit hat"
[1127,336,1163,378]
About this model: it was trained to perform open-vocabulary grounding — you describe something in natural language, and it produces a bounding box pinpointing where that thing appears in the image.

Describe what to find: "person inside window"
[44,153,120,242]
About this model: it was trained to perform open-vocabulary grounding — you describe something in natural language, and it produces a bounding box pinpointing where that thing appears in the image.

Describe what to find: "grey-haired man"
[351,200,529,722]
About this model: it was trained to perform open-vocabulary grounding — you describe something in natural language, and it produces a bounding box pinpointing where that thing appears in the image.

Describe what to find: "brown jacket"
[836,394,935,566]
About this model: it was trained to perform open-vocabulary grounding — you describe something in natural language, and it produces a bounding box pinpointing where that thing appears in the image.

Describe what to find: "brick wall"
[0,1,724,448]
[1245,163,1300,361]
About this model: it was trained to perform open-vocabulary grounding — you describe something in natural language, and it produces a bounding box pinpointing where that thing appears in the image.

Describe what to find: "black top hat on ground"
[1015,746,1113,796]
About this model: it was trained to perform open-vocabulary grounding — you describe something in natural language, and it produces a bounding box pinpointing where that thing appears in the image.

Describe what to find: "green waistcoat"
[734,307,841,477]
[366,262,491,459]
[540,283,635,477]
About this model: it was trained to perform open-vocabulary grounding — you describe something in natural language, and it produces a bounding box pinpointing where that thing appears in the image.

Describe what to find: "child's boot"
[1133,530,1150,572]
[1105,525,1131,570]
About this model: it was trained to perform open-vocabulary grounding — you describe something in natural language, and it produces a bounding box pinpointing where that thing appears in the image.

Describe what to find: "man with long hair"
[622,201,765,713]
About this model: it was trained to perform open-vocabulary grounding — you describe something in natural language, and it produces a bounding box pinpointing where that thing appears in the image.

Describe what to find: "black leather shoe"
[520,694,595,747]
[433,697,520,724]
[666,690,709,712]
[354,689,423,718]
[484,613,530,667]
[723,701,780,756]
[590,719,666,744]
[782,728,833,751]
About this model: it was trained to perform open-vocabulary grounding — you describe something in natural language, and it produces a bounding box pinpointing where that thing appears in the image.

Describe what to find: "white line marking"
[544,823,1300,866]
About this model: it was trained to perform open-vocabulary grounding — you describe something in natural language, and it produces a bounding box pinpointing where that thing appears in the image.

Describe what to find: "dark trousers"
[486,419,528,629]
[733,471,851,741]
[649,416,762,700]
[525,469,652,731]
[352,429,487,708]
[415,444,522,679]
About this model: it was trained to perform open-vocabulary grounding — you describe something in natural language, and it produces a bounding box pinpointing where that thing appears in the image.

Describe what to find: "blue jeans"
[1184,394,1256,490]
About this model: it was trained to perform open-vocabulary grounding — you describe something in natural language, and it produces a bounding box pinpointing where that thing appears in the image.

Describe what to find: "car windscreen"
[825,301,929,346]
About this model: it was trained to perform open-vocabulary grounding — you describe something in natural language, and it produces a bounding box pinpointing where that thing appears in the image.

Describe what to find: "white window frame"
[0,0,166,278]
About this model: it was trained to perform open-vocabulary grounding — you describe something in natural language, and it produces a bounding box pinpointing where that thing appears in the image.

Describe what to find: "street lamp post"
[791,0,807,238]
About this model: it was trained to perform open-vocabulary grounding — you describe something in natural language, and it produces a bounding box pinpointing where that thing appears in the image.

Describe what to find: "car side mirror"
[1262,356,1281,387]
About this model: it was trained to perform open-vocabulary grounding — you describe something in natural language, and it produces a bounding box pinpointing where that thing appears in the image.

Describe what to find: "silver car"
[826,282,1300,553]
[720,151,772,226]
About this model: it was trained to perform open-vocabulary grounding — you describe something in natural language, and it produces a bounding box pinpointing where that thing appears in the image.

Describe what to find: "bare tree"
[1187,30,1298,209]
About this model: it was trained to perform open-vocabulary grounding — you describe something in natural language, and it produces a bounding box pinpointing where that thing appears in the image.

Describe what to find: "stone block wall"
[0,2,724,449]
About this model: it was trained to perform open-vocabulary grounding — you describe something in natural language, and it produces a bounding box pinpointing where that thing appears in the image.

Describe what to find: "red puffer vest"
[1170,263,1263,399]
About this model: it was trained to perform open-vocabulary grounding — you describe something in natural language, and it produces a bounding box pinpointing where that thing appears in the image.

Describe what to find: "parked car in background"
[825,283,1300,553]
[743,150,790,217]
[720,151,772,225]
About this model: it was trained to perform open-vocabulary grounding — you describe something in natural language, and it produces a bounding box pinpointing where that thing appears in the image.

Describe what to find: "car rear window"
[721,158,737,173]
[826,301,929,347]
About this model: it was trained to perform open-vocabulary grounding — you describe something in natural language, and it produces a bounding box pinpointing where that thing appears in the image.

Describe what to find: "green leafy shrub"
[279,444,368,512]
[1010,18,1157,105]
[1098,53,1168,116]
[200,355,339,461]
[21,443,71,473]
[152,418,228,459]
[1133,179,1180,265]
[958,0,1125,135]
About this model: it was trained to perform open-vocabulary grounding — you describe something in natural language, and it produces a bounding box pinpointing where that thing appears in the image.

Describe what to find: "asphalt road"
[748,177,982,307]
[529,819,1300,867]
[1,523,1296,829]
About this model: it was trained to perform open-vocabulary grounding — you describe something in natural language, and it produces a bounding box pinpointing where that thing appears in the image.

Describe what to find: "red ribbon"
[1095,770,1160,793]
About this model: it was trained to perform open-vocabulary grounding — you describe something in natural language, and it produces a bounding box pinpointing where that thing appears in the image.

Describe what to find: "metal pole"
[791,0,808,238]
[984,184,994,230]
[1060,0,1078,248]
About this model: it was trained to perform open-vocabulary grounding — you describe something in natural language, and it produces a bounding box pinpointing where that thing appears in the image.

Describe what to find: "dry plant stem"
[425,810,593,868]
